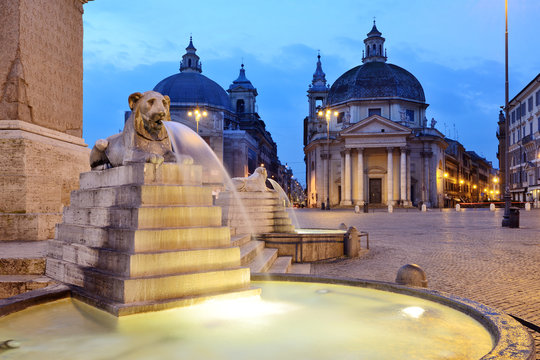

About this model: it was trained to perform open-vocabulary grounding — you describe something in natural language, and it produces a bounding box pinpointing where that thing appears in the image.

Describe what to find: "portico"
[339,115,411,206]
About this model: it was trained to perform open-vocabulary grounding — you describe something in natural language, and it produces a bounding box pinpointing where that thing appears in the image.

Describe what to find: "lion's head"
[128,91,171,141]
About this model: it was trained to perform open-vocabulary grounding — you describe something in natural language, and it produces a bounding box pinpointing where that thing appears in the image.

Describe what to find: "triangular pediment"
[340,115,412,136]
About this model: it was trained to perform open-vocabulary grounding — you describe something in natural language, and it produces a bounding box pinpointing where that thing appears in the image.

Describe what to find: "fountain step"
[222,209,291,220]
[79,163,203,190]
[289,263,311,275]
[0,275,52,298]
[72,285,262,317]
[240,241,265,265]
[70,185,213,208]
[268,256,292,274]
[249,248,278,273]
[231,233,251,247]
[228,218,275,227]
[217,192,278,200]
[49,241,241,277]
[48,259,251,303]
[62,205,222,228]
[55,224,231,252]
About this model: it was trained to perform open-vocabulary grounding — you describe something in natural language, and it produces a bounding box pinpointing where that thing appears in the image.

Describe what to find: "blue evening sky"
[82,0,540,186]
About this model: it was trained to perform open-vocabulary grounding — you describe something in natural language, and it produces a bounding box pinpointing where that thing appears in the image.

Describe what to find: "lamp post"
[502,0,512,227]
[318,108,338,210]
[188,108,208,134]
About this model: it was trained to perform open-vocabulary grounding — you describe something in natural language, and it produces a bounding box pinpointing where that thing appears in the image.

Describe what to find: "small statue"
[422,116,428,128]
[430,117,437,128]
[229,167,270,192]
[89,91,188,170]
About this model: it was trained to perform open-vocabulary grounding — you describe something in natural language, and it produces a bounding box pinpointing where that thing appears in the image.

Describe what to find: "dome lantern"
[362,20,387,64]
[180,36,202,73]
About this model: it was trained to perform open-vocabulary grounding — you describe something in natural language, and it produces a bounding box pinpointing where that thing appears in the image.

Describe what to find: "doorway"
[369,178,382,204]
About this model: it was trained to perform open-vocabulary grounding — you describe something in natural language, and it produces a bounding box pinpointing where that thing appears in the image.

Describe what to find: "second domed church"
[154,37,283,181]
[304,22,447,208]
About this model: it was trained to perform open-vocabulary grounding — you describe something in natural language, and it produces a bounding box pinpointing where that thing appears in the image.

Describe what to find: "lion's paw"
[148,154,164,166]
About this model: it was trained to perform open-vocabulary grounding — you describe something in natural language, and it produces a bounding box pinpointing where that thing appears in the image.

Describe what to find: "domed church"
[154,37,282,180]
[304,22,447,208]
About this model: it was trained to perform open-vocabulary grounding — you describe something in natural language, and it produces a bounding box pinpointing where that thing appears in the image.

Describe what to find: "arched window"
[379,44,382,55]
[236,99,245,113]
[188,59,192,67]
[372,44,376,54]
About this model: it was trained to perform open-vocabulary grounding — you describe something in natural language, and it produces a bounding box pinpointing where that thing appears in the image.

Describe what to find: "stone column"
[406,150,411,203]
[340,154,345,205]
[0,0,90,243]
[323,152,329,207]
[356,148,364,205]
[400,147,407,205]
[387,147,394,205]
[343,149,352,205]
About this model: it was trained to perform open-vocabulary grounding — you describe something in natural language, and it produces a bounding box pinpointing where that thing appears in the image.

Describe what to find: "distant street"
[294,207,540,356]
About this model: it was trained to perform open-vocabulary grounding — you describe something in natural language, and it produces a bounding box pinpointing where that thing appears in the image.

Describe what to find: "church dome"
[153,37,232,111]
[154,72,232,111]
[327,61,425,105]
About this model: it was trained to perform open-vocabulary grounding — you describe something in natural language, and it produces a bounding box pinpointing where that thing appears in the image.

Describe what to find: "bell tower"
[180,36,202,73]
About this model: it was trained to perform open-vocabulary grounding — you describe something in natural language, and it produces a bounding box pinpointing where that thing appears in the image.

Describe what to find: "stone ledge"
[0,120,87,147]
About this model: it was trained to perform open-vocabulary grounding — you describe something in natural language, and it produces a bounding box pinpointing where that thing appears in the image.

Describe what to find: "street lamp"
[318,108,339,210]
[188,108,208,134]
[502,0,512,227]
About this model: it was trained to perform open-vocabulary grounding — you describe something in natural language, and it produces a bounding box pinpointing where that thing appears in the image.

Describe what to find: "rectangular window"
[512,131,515,144]
[368,108,382,117]
[521,103,526,117]
[538,117,540,132]
[536,90,540,106]
[528,97,533,112]
[336,112,344,124]
[518,128,521,140]
[530,121,533,135]
[405,109,414,122]
[511,110,515,123]
[516,106,521,120]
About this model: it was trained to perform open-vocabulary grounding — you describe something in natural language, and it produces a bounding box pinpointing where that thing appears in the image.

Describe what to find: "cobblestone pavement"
[294,207,540,358]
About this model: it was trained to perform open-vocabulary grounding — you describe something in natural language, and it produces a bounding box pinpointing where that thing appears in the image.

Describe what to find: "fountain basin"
[258,228,368,262]
[0,276,534,360]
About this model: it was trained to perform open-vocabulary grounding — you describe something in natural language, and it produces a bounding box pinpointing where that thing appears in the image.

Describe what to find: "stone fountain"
[45,91,259,316]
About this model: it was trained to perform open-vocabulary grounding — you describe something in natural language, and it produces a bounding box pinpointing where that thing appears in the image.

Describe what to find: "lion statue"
[229,167,270,192]
[90,91,190,170]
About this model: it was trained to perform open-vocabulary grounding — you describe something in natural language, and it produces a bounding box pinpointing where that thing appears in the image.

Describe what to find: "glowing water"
[0,282,493,360]
[164,121,254,235]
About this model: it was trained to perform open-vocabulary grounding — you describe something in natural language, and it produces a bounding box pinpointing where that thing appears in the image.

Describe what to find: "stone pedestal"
[216,191,295,236]
[46,163,259,316]
[0,121,89,241]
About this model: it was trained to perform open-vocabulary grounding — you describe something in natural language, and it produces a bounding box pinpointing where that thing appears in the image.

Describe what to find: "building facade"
[154,38,292,189]
[503,73,540,203]
[304,23,447,208]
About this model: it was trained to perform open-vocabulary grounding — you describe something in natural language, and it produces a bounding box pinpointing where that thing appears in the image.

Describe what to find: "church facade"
[304,23,447,208]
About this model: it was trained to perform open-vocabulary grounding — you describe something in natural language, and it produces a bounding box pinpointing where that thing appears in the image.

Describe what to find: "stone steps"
[62,205,222,229]
[70,185,213,208]
[48,240,241,277]
[79,163,203,189]
[55,224,231,252]
[231,233,252,247]
[289,263,311,275]
[0,241,49,298]
[249,248,278,273]
[0,275,53,298]
[240,240,265,265]
[268,256,292,273]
